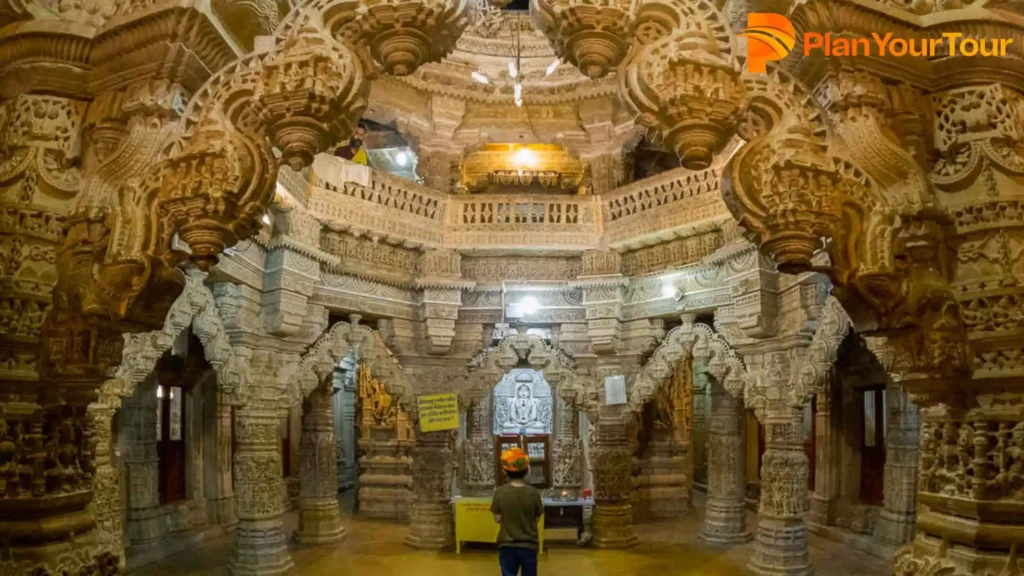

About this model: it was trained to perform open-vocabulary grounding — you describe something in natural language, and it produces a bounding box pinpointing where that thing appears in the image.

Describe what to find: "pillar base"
[748,516,814,576]
[875,508,915,547]
[294,498,347,545]
[701,497,751,545]
[591,503,639,549]
[405,501,454,550]
[806,495,836,527]
[229,519,294,576]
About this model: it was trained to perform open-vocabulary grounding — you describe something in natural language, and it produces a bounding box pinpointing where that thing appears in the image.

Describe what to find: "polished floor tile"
[131,498,892,576]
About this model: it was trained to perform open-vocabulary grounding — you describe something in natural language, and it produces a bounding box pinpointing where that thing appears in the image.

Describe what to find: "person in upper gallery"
[491,447,544,576]
[335,122,368,165]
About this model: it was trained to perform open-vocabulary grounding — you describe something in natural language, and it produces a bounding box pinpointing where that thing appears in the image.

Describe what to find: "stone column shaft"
[749,406,813,576]
[295,383,346,545]
[204,389,236,526]
[591,408,638,548]
[406,431,455,549]
[808,386,840,527]
[702,381,751,544]
[230,408,293,576]
[877,384,918,546]
[461,396,495,496]
[122,380,163,546]
[553,395,583,496]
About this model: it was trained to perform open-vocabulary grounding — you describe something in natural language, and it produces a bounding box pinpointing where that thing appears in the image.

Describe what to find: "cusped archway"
[629,322,748,412]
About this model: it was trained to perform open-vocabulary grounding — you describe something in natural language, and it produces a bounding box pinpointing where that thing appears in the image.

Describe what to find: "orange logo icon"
[741,13,796,74]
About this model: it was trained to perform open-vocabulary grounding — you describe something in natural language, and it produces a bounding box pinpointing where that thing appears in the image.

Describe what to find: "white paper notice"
[604,375,627,405]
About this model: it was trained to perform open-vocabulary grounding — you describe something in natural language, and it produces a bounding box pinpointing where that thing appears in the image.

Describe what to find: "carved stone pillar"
[749,406,812,576]
[576,251,626,355]
[552,395,583,496]
[692,364,711,487]
[417,250,471,355]
[122,378,163,546]
[590,407,638,548]
[702,379,751,544]
[295,382,346,545]
[876,384,918,546]
[406,430,455,550]
[230,406,293,576]
[87,399,126,565]
[807,384,840,527]
[333,368,358,491]
[416,143,462,193]
[204,389,236,526]
[461,395,495,496]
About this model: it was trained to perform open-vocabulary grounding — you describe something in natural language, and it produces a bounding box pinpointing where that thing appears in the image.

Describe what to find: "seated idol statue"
[502,377,541,434]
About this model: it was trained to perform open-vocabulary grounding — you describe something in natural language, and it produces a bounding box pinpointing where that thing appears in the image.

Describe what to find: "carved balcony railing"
[302,154,733,253]
[308,155,446,247]
[445,194,601,250]
[602,165,732,249]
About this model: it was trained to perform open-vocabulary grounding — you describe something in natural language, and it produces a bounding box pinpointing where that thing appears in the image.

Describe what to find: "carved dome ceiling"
[392,5,616,104]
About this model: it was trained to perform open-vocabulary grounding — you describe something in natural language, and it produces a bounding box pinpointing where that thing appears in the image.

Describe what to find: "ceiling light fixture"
[471,71,490,84]
[662,283,678,299]
[512,14,524,108]
[396,151,408,166]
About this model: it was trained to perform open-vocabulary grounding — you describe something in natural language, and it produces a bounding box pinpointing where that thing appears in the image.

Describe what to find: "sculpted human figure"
[504,381,540,433]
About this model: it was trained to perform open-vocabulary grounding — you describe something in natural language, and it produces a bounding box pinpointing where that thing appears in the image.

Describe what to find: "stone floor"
[131,496,893,576]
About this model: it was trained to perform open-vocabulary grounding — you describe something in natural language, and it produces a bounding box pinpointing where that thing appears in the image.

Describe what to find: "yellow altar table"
[453,497,544,554]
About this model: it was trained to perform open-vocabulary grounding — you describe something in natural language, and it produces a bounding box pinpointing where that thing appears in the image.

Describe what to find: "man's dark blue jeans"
[499,546,538,576]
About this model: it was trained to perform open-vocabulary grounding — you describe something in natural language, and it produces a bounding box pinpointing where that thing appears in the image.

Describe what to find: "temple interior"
[1,0,1022,575]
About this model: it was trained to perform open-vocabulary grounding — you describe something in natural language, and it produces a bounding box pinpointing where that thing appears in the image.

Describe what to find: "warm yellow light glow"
[512,147,537,168]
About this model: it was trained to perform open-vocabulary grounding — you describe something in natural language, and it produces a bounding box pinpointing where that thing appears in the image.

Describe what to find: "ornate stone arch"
[788,296,853,407]
[463,334,581,407]
[95,272,245,410]
[289,320,413,413]
[629,322,747,413]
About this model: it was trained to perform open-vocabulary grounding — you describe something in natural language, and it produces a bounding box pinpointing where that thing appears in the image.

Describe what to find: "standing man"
[491,447,544,576]
[335,122,368,165]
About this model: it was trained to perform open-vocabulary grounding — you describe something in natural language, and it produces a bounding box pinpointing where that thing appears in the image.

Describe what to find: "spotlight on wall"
[519,296,539,316]
[396,151,408,166]
[471,71,490,84]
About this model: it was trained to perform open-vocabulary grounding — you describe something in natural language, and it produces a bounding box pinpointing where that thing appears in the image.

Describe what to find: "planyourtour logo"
[741,13,1015,74]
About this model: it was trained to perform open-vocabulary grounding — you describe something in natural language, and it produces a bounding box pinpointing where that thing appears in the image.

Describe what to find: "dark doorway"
[858,386,886,505]
[156,383,186,504]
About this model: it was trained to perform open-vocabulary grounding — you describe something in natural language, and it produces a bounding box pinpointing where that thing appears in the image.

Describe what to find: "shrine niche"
[632,355,693,521]
[355,364,414,520]
[461,335,585,498]
[291,319,414,524]
[458,143,587,194]
[493,368,553,436]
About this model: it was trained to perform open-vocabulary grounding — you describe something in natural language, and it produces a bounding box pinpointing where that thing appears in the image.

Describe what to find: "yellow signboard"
[417,393,460,433]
